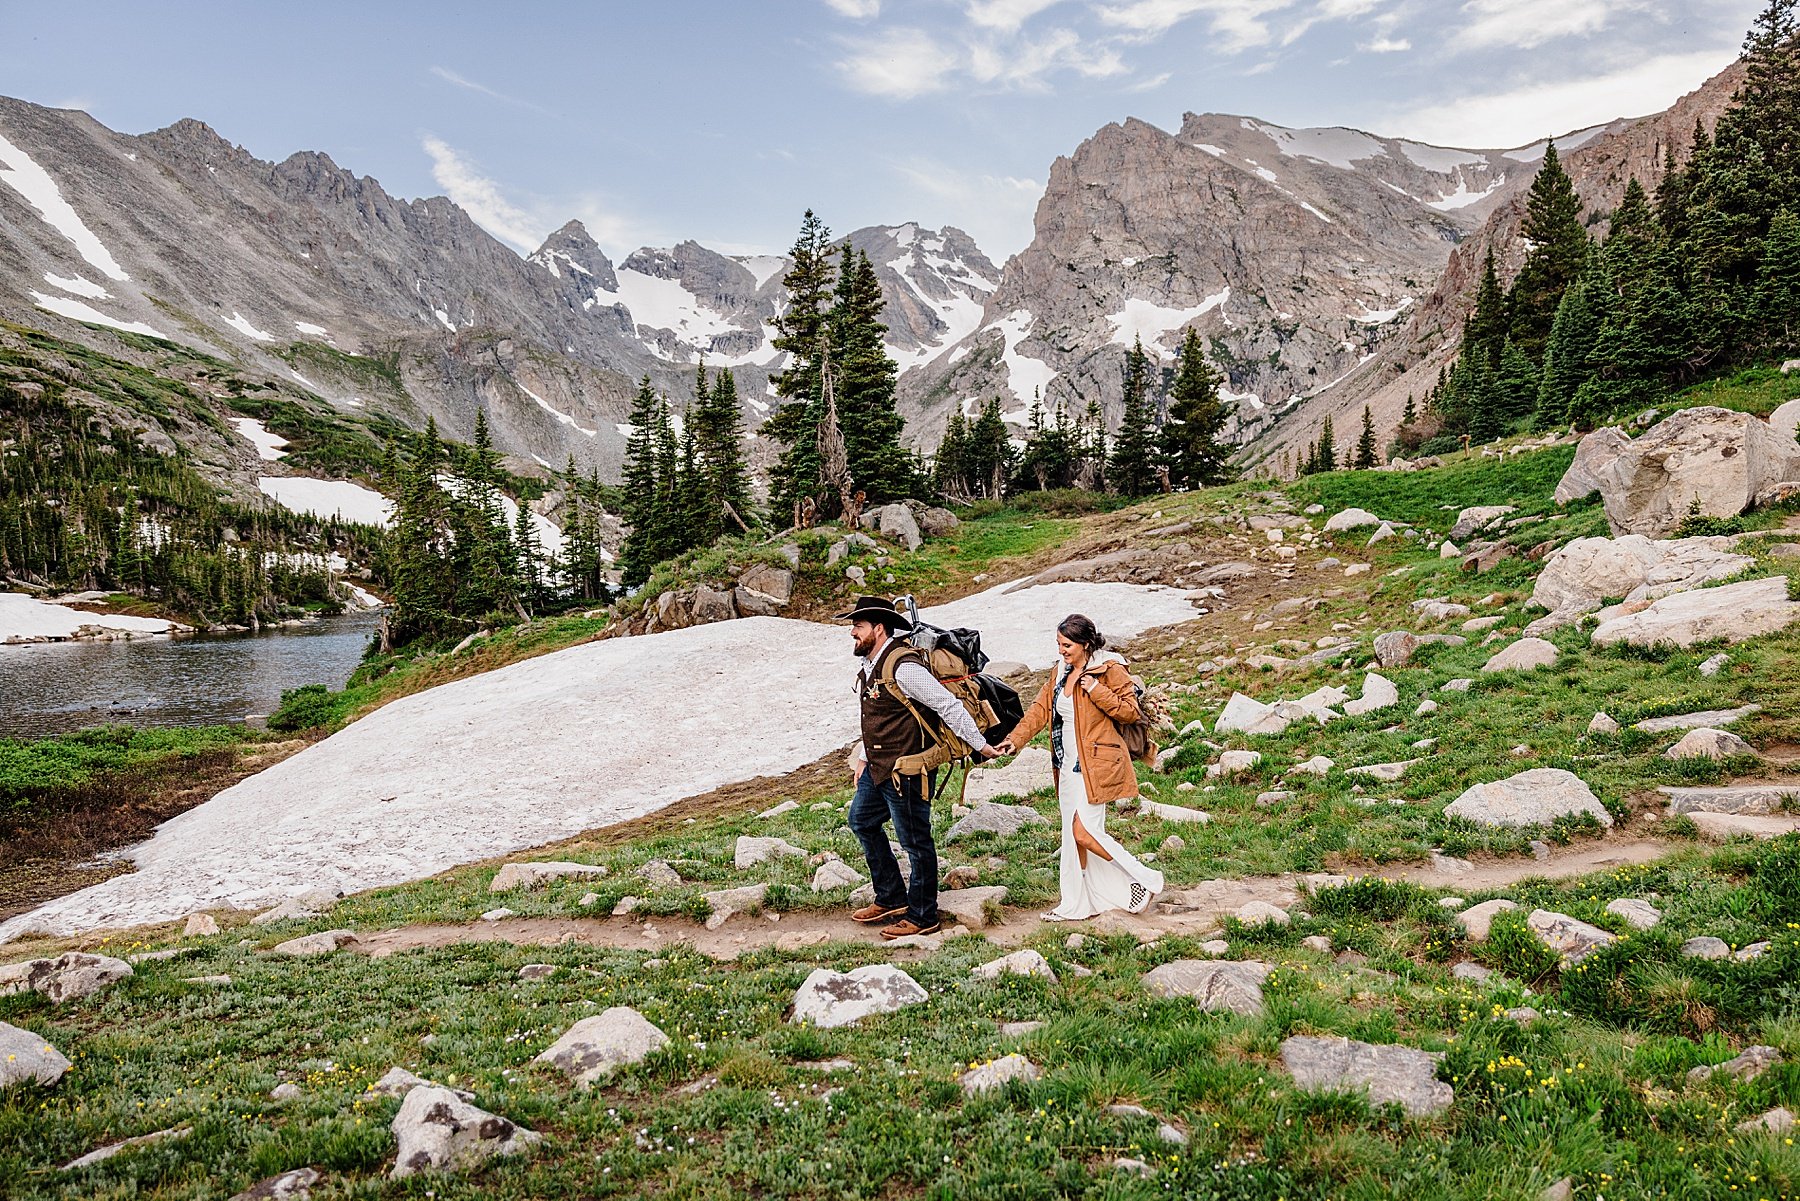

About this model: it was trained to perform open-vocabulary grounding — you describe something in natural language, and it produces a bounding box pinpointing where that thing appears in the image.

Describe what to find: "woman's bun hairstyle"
[1056,613,1106,654]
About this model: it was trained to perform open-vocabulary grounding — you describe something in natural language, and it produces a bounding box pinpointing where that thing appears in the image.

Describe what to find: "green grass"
[0,726,260,816]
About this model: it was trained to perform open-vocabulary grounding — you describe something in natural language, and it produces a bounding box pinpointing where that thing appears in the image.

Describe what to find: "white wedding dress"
[1044,688,1164,920]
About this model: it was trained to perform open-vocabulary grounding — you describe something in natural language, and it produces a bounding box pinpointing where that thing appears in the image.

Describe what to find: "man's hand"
[993,739,1017,756]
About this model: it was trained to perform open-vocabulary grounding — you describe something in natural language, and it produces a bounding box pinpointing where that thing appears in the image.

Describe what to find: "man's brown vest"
[859,637,927,785]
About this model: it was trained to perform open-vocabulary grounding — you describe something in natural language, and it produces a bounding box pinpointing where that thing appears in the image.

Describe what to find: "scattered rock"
[1450,506,1518,542]
[1687,811,1800,840]
[365,1066,474,1102]
[877,504,924,551]
[228,1168,321,1200]
[1346,760,1417,783]
[1699,653,1731,677]
[1373,631,1421,668]
[269,1081,302,1102]
[810,860,866,892]
[1528,534,1755,632]
[701,884,769,930]
[965,747,1055,803]
[1664,728,1756,761]
[1411,599,1472,622]
[1113,1156,1155,1177]
[1603,898,1662,930]
[1444,768,1612,829]
[637,859,683,887]
[1736,1106,1796,1135]
[1324,508,1382,532]
[944,864,981,889]
[1343,673,1399,717]
[1207,749,1263,778]
[734,836,807,870]
[267,929,360,957]
[1634,704,1762,733]
[1688,1046,1780,1086]
[0,1021,71,1088]
[946,802,1049,840]
[1237,901,1289,926]
[1214,691,1281,735]
[1455,899,1519,942]
[1000,1021,1047,1038]
[1441,678,1473,692]
[960,1053,1041,1095]
[0,952,133,1004]
[1288,755,1336,777]
[1527,909,1617,965]
[535,1008,670,1087]
[1451,962,1492,983]
[775,930,830,952]
[1665,782,1800,819]
[1300,935,1333,953]
[184,913,220,937]
[389,1086,541,1178]
[1736,941,1771,961]
[972,950,1058,983]
[1279,1035,1453,1117]
[757,799,800,819]
[790,965,928,1028]
[60,1125,192,1170]
[479,908,516,922]
[490,861,608,893]
[1482,638,1558,673]
[1142,959,1270,1015]
[937,886,1008,929]
[1591,576,1800,649]
[1680,936,1731,960]
[1587,712,1620,735]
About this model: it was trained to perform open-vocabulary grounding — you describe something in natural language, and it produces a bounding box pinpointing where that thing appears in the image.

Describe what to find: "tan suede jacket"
[1001,652,1141,804]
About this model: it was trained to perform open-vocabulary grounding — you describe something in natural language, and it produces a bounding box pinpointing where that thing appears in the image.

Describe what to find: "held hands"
[991,739,1017,757]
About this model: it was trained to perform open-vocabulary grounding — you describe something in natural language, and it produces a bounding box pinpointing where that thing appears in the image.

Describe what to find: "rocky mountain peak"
[529,221,619,290]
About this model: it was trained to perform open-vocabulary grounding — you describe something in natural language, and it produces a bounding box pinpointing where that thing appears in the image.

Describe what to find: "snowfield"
[0,129,130,280]
[231,417,290,461]
[0,581,1200,940]
[0,592,184,644]
[30,291,164,338]
[258,477,395,527]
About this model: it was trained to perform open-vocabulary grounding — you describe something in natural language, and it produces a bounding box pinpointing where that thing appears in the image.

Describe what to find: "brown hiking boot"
[852,903,907,925]
[880,918,941,940]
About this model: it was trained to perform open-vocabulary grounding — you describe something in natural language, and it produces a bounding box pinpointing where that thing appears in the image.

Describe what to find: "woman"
[996,614,1163,920]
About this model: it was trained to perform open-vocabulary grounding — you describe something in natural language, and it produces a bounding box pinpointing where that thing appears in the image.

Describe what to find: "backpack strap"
[878,645,961,796]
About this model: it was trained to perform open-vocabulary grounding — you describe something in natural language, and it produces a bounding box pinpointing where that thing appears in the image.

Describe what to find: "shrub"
[269,683,336,732]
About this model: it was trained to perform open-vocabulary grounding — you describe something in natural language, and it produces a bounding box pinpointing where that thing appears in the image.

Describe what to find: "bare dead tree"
[816,340,856,521]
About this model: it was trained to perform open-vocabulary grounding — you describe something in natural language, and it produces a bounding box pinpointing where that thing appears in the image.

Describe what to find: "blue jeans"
[849,769,939,927]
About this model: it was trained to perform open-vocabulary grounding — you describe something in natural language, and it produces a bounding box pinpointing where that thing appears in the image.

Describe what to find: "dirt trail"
[349,835,1680,963]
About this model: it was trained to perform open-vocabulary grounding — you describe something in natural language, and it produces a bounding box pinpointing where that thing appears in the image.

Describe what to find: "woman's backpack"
[1116,675,1165,765]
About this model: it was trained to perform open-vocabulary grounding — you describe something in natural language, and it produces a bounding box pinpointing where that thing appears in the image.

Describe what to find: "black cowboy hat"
[835,595,914,632]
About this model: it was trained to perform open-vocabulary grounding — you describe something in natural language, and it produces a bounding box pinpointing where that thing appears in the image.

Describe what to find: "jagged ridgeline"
[0,325,390,625]
[1417,4,1800,451]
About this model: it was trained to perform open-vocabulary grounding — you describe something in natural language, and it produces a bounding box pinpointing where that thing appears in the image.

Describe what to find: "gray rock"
[1482,638,1558,673]
[389,1085,541,1178]
[1300,935,1333,953]
[964,747,1054,804]
[877,503,924,552]
[1324,507,1382,532]
[1372,631,1421,668]
[918,507,961,537]
[1527,909,1617,965]
[269,1081,302,1102]
[690,584,738,625]
[1450,506,1517,542]
[700,884,768,930]
[519,964,558,982]
[1214,691,1281,735]
[1528,534,1754,630]
[1238,901,1290,925]
[1113,1157,1155,1177]
[535,1008,670,1087]
[1592,576,1800,649]
[1142,959,1270,1015]
[61,1125,192,1170]
[479,908,516,922]
[249,888,344,925]
[971,950,1057,983]
[1506,1007,1542,1025]
[1444,768,1612,829]
[791,964,928,1028]
[1000,1020,1047,1038]
[184,913,220,936]
[637,859,682,887]
[1346,760,1418,783]
[937,885,1008,929]
[1441,678,1474,692]
[0,952,133,1004]
[1207,749,1262,778]
[734,836,807,869]
[1588,712,1620,734]
[229,1167,321,1200]
[1634,704,1763,733]
[1688,1045,1780,1085]
[1541,1178,1574,1201]
[365,1066,474,1102]
[1603,898,1662,930]
[737,563,795,605]
[489,860,608,892]
[946,802,1049,840]
[1342,673,1399,717]
[959,1053,1040,1094]
[1680,936,1731,960]
[1736,941,1771,961]
[1699,652,1730,677]
[1451,962,1492,982]
[810,860,866,892]
[1410,599,1471,622]
[1455,899,1519,942]
[1664,728,1756,761]
[1736,1106,1796,1135]
[0,1021,71,1088]
[1279,1035,1453,1117]
[1687,811,1800,841]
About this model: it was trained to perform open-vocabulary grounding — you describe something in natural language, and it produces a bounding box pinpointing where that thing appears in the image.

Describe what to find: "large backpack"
[875,596,1023,798]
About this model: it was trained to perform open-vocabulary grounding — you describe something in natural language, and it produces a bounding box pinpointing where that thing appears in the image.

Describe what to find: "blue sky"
[3,1,1760,261]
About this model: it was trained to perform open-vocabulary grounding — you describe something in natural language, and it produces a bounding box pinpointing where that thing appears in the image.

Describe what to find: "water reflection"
[0,614,383,737]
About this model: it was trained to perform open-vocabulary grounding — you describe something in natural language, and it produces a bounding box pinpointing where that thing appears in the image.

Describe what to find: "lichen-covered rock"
[489,861,608,892]
[0,1021,71,1088]
[1591,576,1800,649]
[0,952,133,1004]
[1141,959,1270,1015]
[790,965,928,1028]
[534,1008,670,1087]
[946,802,1049,841]
[959,1053,1040,1094]
[971,950,1058,983]
[1444,769,1612,829]
[1279,1035,1453,1117]
[389,1085,541,1178]
[1527,909,1616,965]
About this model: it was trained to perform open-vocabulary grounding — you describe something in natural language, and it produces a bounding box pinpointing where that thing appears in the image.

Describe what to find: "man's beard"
[852,630,879,658]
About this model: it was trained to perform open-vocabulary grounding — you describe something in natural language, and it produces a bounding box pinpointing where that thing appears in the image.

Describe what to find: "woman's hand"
[1080,675,1098,693]
[994,739,1017,756]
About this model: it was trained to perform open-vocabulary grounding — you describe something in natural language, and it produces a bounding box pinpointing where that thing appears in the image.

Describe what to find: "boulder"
[1140,800,1211,824]
[1561,406,1800,537]
[1142,959,1270,1015]
[1288,755,1336,777]
[0,952,133,1004]
[1372,631,1420,668]
[1237,901,1289,926]
[365,1066,474,1102]
[1680,936,1732,960]
[1207,750,1262,778]
[1664,728,1756,761]
[791,964,928,1028]
[1688,1045,1780,1085]
[184,913,220,937]
[876,503,924,552]
[965,747,1054,803]
[1454,899,1519,942]
[918,507,962,538]
[971,949,1057,983]
[1324,508,1383,532]
[701,884,768,930]
[1343,673,1398,717]
[734,836,807,870]
[1588,712,1620,735]
[1604,898,1662,930]
[1450,506,1517,542]
[1527,534,1755,631]
[937,885,1009,929]
[1687,811,1800,840]
[946,802,1049,841]
[228,1167,321,1200]
[1635,704,1762,733]
[1591,576,1800,648]
[1554,425,1629,504]
[1346,760,1417,783]
[737,563,795,605]
[390,1086,541,1178]
[490,861,608,892]
[534,1008,670,1087]
[269,929,361,958]
[1411,599,1471,622]
[1659,782,1800,815]
[0,1020,71,1088]
[690,585,738,625]
[1699,652,1731,677]
[1482,638,1558,673]
[250,888,343,924]
[960,1053,1041,1094]
[1526,909,1616,965]
[1444,769,1612,829]
[1450,961,1491,983]
[1772,398,1800,444]
[810,860,866,892]
[1279,1035,1453,1117]
[1737,1106,1796,1135]
[1213,692,1277,734]
[637,859,683,887]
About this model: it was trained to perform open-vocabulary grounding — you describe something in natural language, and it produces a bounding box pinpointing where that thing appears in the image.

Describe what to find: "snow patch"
[43,272,109,299]
[1297,201,1334,224]
[230,417,290,461]
[601,269,740,347]
[30,292,163,338]
[294,321,329,337]
[1193,143,1226,157]
[1244,159,1278,183]
[1351,297,1415,325]
[991,311,1057,404]
[1107,288,1230,349]
[0,593,181,644]
[1427,173,1506,211]
[517,381,598,437]
[1250,121,1385,170]
[224,311,274,342]
[0,581,1198,940]
[1395,141,1486,172]
[735,255,787,289]
[434,309,456,332]
[0,130,130,280]
[258,477,394,528]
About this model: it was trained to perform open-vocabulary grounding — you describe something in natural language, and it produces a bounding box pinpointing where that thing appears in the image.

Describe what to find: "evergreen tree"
[1315,416,1337,473]
[699,367,752,533]
[1401,394,1416,426]
[514,500,542,613]
[1157,329,1235,488]
[1536,263,1601,428]
[617,377,663,589]
[650,400,682,562]
[1351,405,1378,470]
[965,397,1016,500]
[1508,142,1591,362]
[1017,391,1079,491]
[763,211,837,521]
[831,249,912,502]
[934,411,972,501]
[1754,207,1800,353]
[1107,337,1159,496]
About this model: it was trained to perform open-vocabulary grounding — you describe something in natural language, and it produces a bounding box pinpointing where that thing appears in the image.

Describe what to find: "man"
[841,595,998,939]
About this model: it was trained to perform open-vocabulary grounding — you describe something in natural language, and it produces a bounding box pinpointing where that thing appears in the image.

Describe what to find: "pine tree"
[1508,142,1591,362]
[1536,263,1600,428]
[1315,416,1337,473]
[1351,405,1378,470]
[1108,337,1159,496]
[514,500,543,613]
[650,400,682,563]
[1754,207,1800,353]
[966,397,1015,500]
[700,367,752,533]
[934,411,972,501]
[1401,394,1416,426]
[1158,329,1235,488]
[617,377,663,589]
[763,211,837,522]
[831,249,912,502]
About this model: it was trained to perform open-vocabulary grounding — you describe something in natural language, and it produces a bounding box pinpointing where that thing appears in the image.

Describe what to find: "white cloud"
[968,28,1128,90]
[966,0,1066,31]
[1382,47,1736,147]
[429,66,552,115]
[823,0,881,16]
[1363,35,1410,50]
[1281,0,1382,46]
[835,27,959,98]
[889,158,1043,256]
[1454,0,1644,51]
[1094,0,1296,51]
[1127,70,1174,90]
[421,136,549,255]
